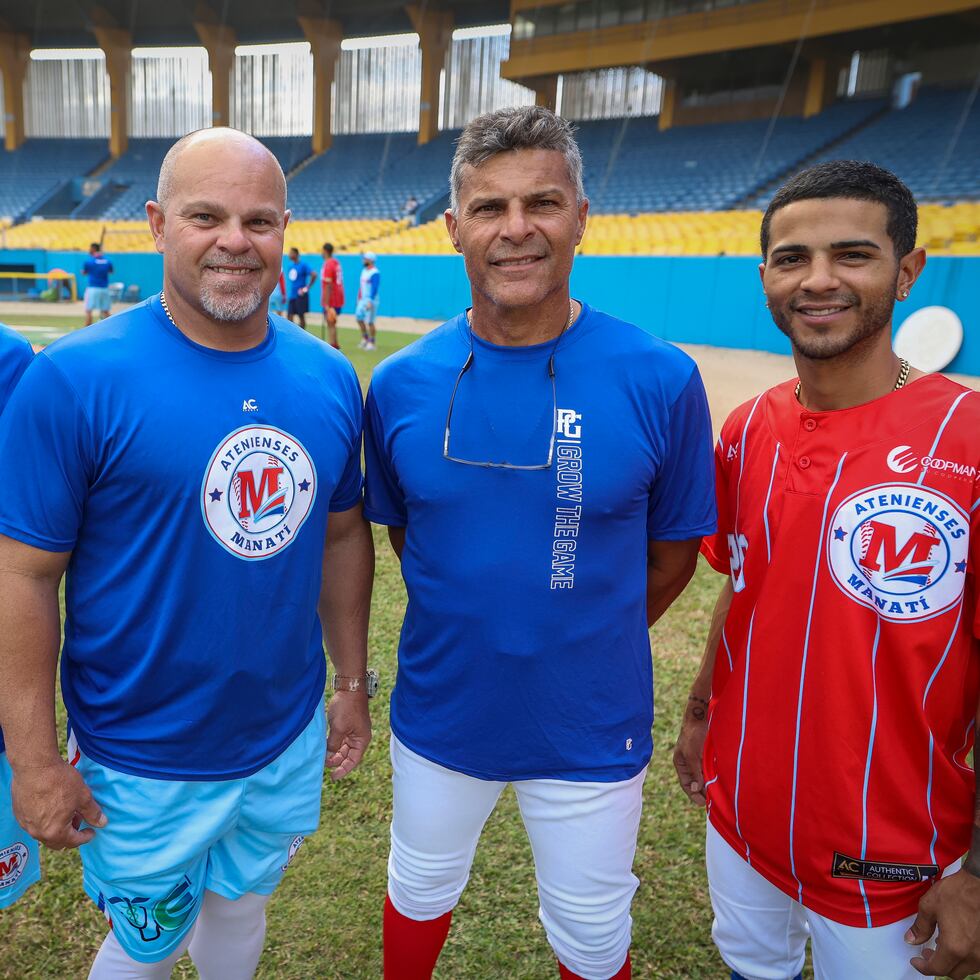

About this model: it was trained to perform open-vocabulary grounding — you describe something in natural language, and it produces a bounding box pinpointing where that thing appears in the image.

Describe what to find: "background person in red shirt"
[320,242,345,350]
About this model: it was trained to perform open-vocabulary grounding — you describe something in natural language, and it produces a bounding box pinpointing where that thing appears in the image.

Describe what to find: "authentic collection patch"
[832,852,939,883]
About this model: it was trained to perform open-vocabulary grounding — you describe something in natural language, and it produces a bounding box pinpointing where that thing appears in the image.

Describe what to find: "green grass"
[1,312,409,356]
[0,324,765,978]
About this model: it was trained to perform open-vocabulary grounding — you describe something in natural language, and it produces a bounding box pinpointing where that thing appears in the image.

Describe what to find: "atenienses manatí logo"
[202,425,317,560]
[827,483,968,623]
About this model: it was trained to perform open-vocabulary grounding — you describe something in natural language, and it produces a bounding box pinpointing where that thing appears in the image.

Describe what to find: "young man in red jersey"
[674,160,980,980]
[320,242,345,350]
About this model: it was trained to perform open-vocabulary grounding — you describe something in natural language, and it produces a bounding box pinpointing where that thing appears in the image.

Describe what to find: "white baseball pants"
[387,735,646,980]
[707,820,946,980]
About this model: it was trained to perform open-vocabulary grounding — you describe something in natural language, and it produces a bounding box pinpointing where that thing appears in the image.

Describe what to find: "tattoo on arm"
[688,694,709,721]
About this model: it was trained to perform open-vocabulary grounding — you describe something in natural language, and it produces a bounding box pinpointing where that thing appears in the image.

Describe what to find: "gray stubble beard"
[199,280,265,322]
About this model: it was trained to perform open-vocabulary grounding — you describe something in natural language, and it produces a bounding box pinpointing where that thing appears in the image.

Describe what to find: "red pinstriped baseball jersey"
[702,373,980,927]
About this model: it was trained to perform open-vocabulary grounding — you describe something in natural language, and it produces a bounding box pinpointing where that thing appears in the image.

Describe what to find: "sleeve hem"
[647,521,717,541]
[363,508,407,528]
[700,543,730,575]
[0,520,75,553]
[328,492,364,514]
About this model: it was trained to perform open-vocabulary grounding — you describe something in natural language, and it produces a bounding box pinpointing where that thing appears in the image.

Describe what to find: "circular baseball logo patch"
[202,425,317,561]
[0,842,29,889]
[827,483,968,623]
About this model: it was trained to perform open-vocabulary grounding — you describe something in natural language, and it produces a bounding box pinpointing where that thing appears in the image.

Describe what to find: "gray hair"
[156,128,287,211]
[449,105,585,214]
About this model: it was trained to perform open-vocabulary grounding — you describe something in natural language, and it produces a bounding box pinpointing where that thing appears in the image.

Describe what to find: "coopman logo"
[202,425,317,560]
[827,483,968,623]
[887,445,977,480]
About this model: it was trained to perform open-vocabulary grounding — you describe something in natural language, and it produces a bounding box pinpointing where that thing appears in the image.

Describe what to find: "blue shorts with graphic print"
[72,699,325,963]
[0,752,41,908]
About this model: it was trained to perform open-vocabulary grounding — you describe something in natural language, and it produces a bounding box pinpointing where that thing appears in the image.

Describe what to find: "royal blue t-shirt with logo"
[0,323,34,756]
[0,297,363,779]
[83,255,113,288]
[286,259,312,300]
[364,304,716,782]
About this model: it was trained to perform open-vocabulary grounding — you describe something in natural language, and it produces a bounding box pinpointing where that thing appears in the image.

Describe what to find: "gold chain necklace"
[795,358,911,401]
[467,302,575,337]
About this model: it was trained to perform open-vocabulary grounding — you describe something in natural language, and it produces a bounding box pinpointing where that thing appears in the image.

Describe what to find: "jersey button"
[803,418,817,431]
[798,455,811,469]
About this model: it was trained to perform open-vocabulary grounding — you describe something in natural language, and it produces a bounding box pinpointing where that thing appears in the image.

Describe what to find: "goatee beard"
[199,283,264,322]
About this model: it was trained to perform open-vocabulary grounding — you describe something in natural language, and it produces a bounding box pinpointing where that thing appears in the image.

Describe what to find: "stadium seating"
[0,90,976,255]
[352,201,980,257]
[74,139,173,221]
[0,217,404,256]
[577,99,886,214]
[800,86,980,207]
[284,219,406,254]
[285,130,458,220]
[260,137,314,175]
[74,137,314,222]
[5,204,976,259]
[0,139,108,221]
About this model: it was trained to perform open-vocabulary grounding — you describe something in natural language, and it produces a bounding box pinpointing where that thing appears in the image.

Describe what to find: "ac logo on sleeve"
[202,425,317,561]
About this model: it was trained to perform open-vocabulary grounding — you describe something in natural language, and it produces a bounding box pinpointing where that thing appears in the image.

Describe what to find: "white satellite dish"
[893,305,963,374]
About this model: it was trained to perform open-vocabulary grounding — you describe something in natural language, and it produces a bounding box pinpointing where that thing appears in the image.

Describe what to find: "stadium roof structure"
[0,0,510,48]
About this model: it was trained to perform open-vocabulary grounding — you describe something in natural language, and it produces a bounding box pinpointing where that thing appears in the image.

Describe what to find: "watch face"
[366,669,379,698]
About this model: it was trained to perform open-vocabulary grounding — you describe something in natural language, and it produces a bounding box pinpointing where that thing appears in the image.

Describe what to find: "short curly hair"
[761,160,918,259]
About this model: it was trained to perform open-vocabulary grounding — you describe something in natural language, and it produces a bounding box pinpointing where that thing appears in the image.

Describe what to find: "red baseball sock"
[383,894,453,980]
[558,951,631,979]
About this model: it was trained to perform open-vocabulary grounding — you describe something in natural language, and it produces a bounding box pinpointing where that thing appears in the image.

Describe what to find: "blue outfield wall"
[4,250,978,375]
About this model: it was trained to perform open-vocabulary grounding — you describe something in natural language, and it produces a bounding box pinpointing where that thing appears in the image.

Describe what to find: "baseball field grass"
[0,320,797,978]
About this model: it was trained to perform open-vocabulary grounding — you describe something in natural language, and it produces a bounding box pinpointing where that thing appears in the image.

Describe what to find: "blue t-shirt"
[0,297,363,779]
[83,256,113,288]
[286,260,312,300]
[364,304,716,782]
[0,324,33,756]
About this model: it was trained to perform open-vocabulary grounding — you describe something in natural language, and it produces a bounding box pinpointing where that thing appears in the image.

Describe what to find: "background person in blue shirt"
[82,242,114,326]
[285,246,315,330]
[356,251,380,350]
[366,105,716,980]
[0,129,374,979]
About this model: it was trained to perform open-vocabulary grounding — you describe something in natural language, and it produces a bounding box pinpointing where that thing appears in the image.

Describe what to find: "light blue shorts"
[355,297,378,324]
[84,286,111,312]
[72,700,326,963]
[0,753,41,908]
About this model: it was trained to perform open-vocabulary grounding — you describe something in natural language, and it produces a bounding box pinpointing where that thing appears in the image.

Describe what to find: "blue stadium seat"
[0,139,108,220]
[806,86,980,203]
